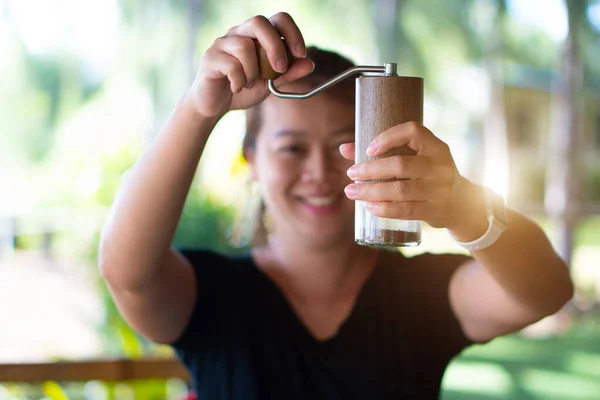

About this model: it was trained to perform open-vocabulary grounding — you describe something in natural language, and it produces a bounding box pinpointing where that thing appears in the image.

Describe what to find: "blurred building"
[503,63,600,206]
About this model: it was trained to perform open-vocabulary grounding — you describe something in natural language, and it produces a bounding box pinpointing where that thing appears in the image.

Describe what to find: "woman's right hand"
[187,12,316,119]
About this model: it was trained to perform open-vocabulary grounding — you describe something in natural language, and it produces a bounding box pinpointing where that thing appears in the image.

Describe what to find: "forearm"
[449,182,574,315]
[99,92,220,288]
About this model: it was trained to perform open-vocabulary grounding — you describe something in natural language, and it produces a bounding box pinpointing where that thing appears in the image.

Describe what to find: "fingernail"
[296,44,307,58]
[347,165,359,180]
[245,80,256,89]
[345,184,358,198]
[276,57,288,73]
[366,141,378,156]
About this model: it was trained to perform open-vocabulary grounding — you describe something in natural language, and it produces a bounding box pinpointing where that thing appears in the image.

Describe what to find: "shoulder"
[169,249,259,349]
[177,248,258,291]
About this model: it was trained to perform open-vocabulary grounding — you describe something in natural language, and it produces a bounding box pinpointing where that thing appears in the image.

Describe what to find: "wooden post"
[0,359,189,383]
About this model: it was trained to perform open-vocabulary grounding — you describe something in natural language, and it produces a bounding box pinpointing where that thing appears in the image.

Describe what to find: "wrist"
[447,181,509,252]
[446,179,489,242]
[181,89,224,126]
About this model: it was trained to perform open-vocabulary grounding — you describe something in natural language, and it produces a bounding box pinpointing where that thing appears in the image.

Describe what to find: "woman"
[98,13,574,399]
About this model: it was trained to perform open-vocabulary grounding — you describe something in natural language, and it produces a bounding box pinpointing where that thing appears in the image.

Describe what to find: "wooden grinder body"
[355,76,424,246]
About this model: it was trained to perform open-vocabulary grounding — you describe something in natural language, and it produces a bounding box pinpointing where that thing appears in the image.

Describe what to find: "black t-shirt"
[170,249,473,400]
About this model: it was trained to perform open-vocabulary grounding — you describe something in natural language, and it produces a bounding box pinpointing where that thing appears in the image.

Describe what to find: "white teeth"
[303,196,338,206]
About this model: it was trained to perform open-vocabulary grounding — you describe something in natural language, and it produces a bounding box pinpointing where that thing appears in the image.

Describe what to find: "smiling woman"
[98,11,573,400]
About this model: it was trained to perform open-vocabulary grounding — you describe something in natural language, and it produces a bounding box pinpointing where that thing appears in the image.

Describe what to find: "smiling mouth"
[298,195,342,207]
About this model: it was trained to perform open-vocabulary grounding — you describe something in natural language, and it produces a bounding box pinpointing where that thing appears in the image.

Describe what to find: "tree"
[544,0,590,264]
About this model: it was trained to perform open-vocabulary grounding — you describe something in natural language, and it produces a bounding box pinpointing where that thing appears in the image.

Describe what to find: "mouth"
[301,195,340,206]
[296,194,345,215]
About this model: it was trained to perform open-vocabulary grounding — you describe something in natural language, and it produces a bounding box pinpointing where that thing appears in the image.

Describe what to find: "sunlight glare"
[11,0,118,79]
[588,1,600,32]
[506,0,568,41]
[12,0,64,54]
[483,159,508,199]
[443,361,514,395]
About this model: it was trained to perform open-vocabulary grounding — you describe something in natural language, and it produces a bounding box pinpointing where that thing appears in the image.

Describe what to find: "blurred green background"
[1,0,599,399]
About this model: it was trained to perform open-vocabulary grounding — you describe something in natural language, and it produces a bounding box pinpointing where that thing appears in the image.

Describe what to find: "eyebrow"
[332,126,355,136]
[273,126,355,138]
[274,129,305,138]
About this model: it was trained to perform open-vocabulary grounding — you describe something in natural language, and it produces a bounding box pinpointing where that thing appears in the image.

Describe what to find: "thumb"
[272,58,315,87]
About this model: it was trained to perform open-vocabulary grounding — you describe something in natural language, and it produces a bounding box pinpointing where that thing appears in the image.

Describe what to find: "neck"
[254,229,379,303]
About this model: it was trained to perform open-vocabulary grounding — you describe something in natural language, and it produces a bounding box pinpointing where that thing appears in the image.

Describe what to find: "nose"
[303,146,336,183]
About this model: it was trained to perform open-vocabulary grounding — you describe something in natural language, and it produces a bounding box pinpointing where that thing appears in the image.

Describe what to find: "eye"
[280,144,305,154]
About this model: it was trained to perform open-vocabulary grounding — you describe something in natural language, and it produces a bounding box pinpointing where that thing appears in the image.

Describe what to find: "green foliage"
[587,165,600,202]
[444,329,600,400]
[172,187,242,255]
[502,20,561,69]
[42,381,69,400]
[575,216,600,247]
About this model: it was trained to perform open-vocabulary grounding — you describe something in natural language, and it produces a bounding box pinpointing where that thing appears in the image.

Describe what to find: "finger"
[339,142,355,161]
[269,12,306,58]
[367,122,449,157]
[214,36,259,88]
[228,15,289,73]
[345,179,436,202]
[203,49,247,93]
[272,58,315,86]
[347,155,434,181]
[364,200,431,221]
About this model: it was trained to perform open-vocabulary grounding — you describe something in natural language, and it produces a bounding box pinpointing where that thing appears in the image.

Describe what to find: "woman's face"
[248,83,355,244]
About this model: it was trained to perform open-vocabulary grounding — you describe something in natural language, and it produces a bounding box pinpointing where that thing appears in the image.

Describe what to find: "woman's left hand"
[339,121,475,230]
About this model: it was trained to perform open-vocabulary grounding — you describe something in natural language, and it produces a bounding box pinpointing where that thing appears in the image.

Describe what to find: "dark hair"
[239,46,356,246]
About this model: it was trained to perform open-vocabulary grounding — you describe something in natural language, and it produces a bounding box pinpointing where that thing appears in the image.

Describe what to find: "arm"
[99,13,312,344]
[340,122,574,344]
[447,180,573,343]
[98,97,217,343]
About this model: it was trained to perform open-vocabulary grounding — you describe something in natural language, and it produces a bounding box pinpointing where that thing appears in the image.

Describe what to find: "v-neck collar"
[246,251,388,346]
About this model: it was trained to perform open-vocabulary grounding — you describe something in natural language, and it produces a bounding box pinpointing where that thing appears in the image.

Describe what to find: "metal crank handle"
[254,39,397,99]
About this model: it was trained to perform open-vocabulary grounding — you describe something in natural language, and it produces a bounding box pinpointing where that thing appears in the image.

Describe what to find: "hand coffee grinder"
[257,42,423,247]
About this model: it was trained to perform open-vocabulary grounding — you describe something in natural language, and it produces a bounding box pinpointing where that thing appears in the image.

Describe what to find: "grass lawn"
[441,216,600,399]
[442,323,600,400]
